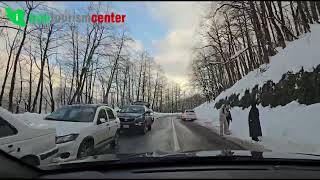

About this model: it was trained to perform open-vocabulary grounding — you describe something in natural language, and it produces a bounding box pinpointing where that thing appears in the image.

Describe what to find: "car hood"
[37,120,92,136]
[117,113,143,118]
[41,150,320,170]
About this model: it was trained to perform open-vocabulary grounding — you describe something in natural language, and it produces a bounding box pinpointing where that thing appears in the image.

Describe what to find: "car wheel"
[21,156,39,166]
[110,131,120,149]
[77,139,94,159]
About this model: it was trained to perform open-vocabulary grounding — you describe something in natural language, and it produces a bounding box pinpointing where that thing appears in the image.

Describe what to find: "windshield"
[0,0,320,171]
[45,106,97,122]
[186,110,195,113]
[120,106,145,113]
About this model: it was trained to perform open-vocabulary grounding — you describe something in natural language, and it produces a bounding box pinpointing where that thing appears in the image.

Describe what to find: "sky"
[1,1,211,92]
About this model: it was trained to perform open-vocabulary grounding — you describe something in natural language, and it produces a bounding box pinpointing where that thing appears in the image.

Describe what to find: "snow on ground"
[195,102,320,153]
[154,112,181,119]
[215,24,320,100]
[195,24,320,154]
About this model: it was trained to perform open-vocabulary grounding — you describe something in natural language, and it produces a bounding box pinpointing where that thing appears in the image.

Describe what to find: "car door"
[0,117,19,157]
[106,108,118,139]
[94,108,109,146]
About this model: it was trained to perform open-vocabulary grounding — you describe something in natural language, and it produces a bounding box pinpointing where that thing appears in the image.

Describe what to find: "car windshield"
[44,106,97,122]
[186,110,195,113]
[120,106,145,113]
[0,0,320,171]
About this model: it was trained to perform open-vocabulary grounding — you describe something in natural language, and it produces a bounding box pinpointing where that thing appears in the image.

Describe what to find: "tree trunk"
[8,8,32,112]
[309,1,319,22]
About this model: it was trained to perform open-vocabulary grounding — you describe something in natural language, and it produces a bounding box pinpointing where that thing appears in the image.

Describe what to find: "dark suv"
[118,105,154,134]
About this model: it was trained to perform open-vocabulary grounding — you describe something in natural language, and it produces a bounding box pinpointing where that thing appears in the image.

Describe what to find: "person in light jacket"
[219,104,230,136]
[248,101,262,142]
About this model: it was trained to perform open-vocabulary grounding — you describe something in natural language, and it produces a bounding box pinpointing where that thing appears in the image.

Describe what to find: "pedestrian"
[226,105,232,129]
[219,104,230,136]
[248,101,262,142]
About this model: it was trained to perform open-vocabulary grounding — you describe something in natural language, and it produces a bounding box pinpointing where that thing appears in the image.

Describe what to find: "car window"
[0,117,18,138]
[45,106,97,122]
[120,105,145,113]
[98,109,108,120]
[106,108,116,120]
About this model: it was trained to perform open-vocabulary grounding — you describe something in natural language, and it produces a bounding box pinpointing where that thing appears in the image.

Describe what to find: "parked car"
[118,105,153,134]
[181,109,197,121]
[131,101,151,108]
[0,107,58,167]
[42,104,120,163]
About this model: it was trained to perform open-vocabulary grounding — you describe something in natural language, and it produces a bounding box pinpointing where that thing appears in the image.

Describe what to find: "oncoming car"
[118,105,153,134]
[42,104,120,163]
[181,109,197,121]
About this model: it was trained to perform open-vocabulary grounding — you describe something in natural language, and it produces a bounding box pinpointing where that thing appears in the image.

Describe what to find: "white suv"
[0,107,58,167]
[41,104,120,163]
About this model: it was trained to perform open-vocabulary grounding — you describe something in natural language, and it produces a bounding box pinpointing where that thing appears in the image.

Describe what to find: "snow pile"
[13,112,49,129]
[216,24,320,100]
[194,24,320,154]
[0,107,50,129]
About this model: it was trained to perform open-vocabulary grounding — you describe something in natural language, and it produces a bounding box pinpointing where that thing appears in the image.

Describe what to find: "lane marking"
[171,118,180,152]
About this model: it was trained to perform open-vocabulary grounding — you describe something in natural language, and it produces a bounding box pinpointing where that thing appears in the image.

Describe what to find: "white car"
[42,104,120,163]
[181,109,197,121]
[0,107,58,167]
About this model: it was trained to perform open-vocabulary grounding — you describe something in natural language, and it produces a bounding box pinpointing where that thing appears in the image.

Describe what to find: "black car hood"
[123,150,320,160]
[41,150,320,170]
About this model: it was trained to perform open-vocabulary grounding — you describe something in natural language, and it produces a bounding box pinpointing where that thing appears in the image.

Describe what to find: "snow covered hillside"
[215,24,320,100]
[195,24,320,154]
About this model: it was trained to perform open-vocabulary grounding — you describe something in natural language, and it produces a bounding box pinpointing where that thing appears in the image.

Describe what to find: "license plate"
[123,125,130,128]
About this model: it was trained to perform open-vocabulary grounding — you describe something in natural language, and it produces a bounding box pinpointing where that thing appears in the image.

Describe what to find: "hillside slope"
[194,24,320,154]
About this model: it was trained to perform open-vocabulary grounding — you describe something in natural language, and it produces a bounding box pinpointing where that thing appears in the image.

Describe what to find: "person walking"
[248,101,262,142]
[226,105,232,129]
[219,104,230,136]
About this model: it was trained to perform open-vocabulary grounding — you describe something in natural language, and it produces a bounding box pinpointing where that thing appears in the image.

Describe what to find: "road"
[96,114,244,156]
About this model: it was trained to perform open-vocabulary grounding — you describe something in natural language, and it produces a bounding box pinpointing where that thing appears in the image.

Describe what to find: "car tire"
[110,131,120,149]
[77,139,94,159]
[21,156,39,166]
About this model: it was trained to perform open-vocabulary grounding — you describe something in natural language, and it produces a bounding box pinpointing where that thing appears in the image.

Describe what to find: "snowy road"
[96,115,244,156]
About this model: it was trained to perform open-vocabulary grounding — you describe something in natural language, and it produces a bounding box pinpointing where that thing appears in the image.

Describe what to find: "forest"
[0,2,205,113]
[191,1,320,102]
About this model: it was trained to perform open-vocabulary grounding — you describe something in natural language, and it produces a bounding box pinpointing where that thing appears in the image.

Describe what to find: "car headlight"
[56,134,79,144]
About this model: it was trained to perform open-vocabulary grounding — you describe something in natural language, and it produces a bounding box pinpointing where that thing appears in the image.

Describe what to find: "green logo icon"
[5,7,26,27]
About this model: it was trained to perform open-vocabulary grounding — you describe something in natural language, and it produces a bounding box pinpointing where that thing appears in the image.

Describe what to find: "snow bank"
[195,102,320,153]
[195,24,320,154]
[216,24,320,100]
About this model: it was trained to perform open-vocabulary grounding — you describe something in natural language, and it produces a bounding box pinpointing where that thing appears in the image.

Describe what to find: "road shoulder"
[194,120,270,152]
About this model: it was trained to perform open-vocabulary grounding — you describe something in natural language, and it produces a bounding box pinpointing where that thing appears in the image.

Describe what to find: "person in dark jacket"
[226,105,232,128]
[248,101,262,142]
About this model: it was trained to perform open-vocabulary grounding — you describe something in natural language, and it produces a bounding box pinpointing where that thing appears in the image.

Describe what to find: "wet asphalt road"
[96,115,244,156]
